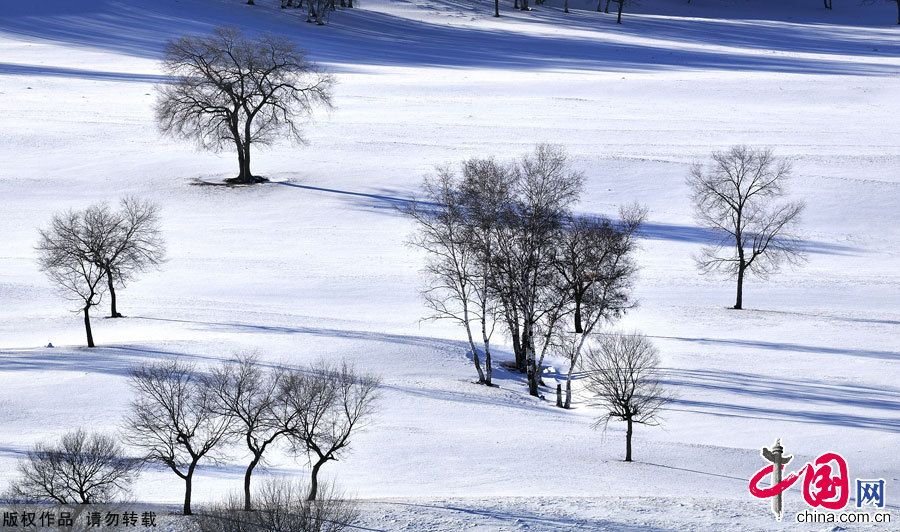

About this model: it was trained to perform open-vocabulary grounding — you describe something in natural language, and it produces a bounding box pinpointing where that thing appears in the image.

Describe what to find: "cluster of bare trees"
[5,357,377,525]
[127,357,379,515]
[156,27,334,184]
[410,144,644,399]
[36,198,165,347]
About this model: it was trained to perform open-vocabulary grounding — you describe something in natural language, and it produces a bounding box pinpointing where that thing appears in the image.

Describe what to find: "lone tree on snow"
[687,146,805,310]
[582,333,670,462]
[37,211,107,347]
[126,361,232,515]
[156,27,334,184]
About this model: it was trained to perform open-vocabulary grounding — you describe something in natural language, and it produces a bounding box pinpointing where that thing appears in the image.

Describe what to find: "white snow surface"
[0,0,899,529]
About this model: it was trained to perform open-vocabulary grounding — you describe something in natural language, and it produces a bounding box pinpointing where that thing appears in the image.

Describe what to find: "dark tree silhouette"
[208,355,297,511]
[281,363,379,501]
[36,211,107,347]
[126,361,232,515]
[84,198,165,318]
[7,429,141,504]
[582,333,670,462]
[156,27,334,184]
[687,146,805,310]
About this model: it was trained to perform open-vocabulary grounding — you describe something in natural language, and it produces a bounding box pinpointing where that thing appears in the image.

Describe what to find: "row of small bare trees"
[409,144,644,400]
[6,357,379,519]
[35,198,165,347]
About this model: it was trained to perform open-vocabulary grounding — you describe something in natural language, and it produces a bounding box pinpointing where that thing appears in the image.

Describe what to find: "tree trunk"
[525,326,538,396]
[236,142,247,181]
[564,0,568,13]
[183,465,195,515]
[242,143,252,181]
[243,454,262,511]
[734,265,745,310]
[616,1,623,23]
[106,269,121,318]
[83,306,95,348]
[896,1,900,25]
[481,315,493,386]
[573,295,583,334]
[517,329,527,371]
[625,418,633,462]
[564,377,572,409]
[463,301,486,384]
[494,0,500,16]
[555,384,562,407]
[604,0,611,13]
[308,459,326,501]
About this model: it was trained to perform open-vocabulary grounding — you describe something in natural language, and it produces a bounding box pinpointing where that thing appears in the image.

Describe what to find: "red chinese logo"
[748,440,849,520]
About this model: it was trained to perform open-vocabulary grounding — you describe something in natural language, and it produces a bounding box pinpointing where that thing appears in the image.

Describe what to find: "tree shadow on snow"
[661,367,900,433]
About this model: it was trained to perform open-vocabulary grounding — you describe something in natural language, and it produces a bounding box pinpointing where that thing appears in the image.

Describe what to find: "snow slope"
[0,0,898,529]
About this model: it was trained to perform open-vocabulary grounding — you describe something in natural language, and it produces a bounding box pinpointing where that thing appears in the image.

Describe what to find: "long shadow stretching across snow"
[277,181,859,255]
[654,334,899,361]
[662,367,900,433]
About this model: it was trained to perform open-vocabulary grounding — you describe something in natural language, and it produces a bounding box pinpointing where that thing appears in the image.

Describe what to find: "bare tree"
[84,198,165,318]
[281,363,379,501]
[601,0,633,22]
[208,355,296,511]
[553,205,644,408]
[408,162,505,386]
[36,211,107,347]
[6,429,141,504]
[156,27,334,184]
[126,360,232,515]
[582,333,670,462]
[687,146,806,310]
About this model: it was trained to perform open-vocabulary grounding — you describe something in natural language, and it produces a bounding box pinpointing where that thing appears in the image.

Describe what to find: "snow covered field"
[1,0,898,529]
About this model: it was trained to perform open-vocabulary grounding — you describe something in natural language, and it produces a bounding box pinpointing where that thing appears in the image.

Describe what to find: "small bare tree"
[84,198,165,318]
[281,363,379,501]
[36,211,107,347]
[687,146,806,310]
[156,27,334,184]
[409,163,504,386]
[126,360,232,515]
[7,429,141,504]
[582,333,670,462]
[208,355,296,511]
